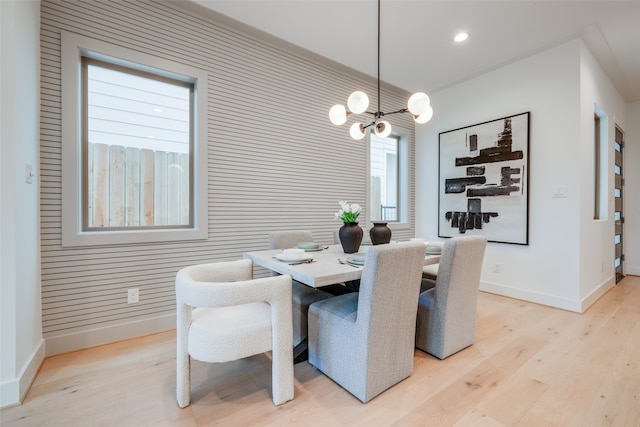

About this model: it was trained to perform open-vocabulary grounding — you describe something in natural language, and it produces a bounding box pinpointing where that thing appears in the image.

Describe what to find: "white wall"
[624,101,640,275]
[0,0,44,408]
[578,42,627,303]
[416,39,629,312]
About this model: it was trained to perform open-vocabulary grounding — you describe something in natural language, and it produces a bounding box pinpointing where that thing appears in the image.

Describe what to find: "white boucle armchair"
[175,259,294,408]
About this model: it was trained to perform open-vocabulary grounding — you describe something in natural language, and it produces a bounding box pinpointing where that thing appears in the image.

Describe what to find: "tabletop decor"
[334,201,363,254]
[369,222,392,245]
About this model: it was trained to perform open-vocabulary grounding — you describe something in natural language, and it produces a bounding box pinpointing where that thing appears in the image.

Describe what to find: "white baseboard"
[0,338,45,409]
[480,280,583,312]
[480,276,615,313]
[625,266,640,276]
[44,313,175,356]
[580,277,615,312]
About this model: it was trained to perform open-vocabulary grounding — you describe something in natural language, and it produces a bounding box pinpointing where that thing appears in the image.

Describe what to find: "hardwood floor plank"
[2,276,639,426]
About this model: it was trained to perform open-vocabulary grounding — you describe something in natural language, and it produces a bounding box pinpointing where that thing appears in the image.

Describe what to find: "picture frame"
[438,112,530,245]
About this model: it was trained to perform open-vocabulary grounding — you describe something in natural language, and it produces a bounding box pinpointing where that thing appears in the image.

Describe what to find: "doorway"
[614,126,624,283]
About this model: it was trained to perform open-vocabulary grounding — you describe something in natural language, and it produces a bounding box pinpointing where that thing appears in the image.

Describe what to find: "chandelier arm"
[362,121,377,131]
[379,108,409,117]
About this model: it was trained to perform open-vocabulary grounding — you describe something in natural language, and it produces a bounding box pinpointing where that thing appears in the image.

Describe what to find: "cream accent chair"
[308,242,425,403]
[415,236,487,359]
[268,230,333,347]
[176,259,294,408]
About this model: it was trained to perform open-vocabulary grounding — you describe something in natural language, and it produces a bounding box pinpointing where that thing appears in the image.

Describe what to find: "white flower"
[334,200,361,223]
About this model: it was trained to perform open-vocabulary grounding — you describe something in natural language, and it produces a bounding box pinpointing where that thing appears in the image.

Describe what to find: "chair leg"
[271,337,294,405]
[176,303,191,408]
[176,345,191,408]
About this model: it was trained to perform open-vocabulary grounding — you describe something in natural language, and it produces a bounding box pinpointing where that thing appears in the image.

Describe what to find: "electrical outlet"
[127,288,139,304]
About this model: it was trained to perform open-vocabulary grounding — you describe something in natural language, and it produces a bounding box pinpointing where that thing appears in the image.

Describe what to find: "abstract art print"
[438,112,530,245]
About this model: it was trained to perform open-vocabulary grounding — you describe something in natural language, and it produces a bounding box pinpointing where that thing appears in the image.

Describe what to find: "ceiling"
[186,1,640,103]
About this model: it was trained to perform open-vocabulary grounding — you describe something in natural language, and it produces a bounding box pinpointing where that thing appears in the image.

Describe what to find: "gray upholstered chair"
[307,242,426,403]
[175,259,294,407]
[415,236,487,359]
[268,230,333,347]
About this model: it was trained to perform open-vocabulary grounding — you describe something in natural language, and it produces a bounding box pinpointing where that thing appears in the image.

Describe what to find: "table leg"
[293,340,308,364]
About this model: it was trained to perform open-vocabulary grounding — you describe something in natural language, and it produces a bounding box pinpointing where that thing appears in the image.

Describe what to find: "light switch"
[25,164,35,184]
[552,185,566,198]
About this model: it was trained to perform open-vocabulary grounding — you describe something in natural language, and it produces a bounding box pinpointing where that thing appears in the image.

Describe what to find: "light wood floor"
[3,275,639,427]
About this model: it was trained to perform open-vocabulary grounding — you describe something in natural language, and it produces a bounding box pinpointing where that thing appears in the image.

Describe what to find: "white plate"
[346,257,365,265]
[426,250,441,255]
[297,243,320,250]
[302,247,324,252]
[346,260,363,267]
[275,253,314,262]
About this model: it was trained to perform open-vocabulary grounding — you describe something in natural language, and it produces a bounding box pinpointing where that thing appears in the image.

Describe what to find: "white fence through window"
[87,142,190,228]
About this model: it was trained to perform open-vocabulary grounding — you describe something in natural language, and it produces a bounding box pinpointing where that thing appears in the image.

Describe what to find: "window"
[368,130,409,227]
[593,105,608,221]
[83,58,193,230]
[62,33,208,246]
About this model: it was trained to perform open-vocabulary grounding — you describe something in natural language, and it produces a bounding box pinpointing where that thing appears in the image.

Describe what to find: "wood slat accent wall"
[40,0,416,353]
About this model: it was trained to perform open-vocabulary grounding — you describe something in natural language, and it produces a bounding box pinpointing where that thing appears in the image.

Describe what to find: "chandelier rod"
[377,0,381,119]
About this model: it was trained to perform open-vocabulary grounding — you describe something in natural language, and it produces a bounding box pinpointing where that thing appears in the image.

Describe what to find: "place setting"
[410,238,443,255]
[338,252,366,268]
[275,248,316,265]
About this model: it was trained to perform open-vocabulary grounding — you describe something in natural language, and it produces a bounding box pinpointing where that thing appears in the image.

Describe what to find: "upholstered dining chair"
[268,230,333,347]
[415,236,487,359]
[308,242,425,403]
[175,259,294,408]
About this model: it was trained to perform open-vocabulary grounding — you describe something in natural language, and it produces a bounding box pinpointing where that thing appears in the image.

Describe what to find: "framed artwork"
[438,112,530,245]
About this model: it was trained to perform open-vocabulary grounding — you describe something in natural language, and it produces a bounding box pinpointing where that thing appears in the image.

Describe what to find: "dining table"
[243,244,440,288]
[243,243,440,363]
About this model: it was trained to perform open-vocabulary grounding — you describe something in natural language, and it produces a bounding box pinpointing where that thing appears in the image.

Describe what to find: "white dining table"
[243,244,440,288]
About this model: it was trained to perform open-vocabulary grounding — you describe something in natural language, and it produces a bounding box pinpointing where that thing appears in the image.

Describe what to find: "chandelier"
[328,0,433,140]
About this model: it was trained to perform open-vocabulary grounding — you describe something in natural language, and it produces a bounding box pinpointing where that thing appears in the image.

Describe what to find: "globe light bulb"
[407,92,431,115]
[374,120,392,137]
[329,104,347,125]
[349,123,366,140]
[414,105,434,124]
[347,91,369,114]
[454,32,468,43]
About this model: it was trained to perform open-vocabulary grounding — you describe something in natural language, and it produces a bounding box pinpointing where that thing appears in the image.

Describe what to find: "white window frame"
[61,32,208,246]
[365,126,411,232]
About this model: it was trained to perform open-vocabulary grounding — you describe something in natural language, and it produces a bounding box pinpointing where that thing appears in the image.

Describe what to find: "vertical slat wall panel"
[40,0,416,346]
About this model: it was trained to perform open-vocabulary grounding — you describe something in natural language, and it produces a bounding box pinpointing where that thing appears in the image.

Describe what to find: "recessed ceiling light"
[153,108,163,113]
[454,32,468,43]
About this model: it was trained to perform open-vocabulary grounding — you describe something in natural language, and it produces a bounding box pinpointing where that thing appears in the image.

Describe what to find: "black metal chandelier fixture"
[329,0,433,140]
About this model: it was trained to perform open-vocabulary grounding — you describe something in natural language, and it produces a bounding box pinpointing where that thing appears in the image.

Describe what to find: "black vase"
[339,222,363,254]
[370,222,392,245]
